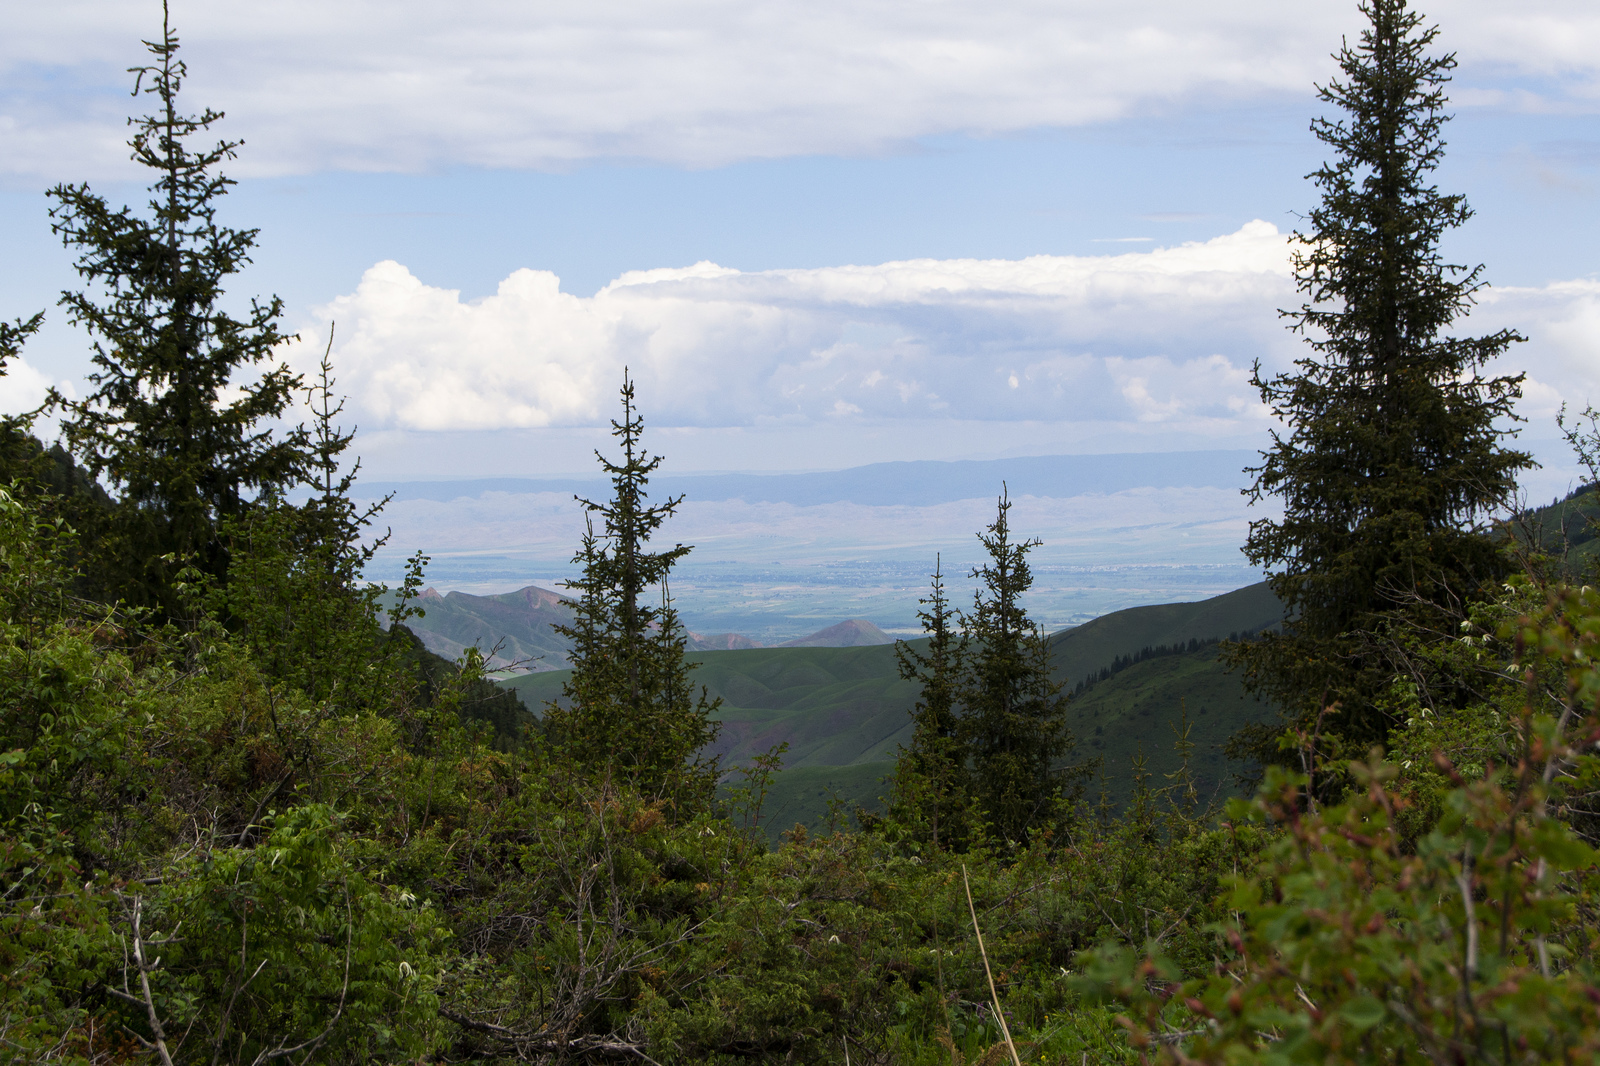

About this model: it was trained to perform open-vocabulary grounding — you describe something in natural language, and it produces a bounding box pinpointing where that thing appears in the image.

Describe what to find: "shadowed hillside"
[507,642,917,768]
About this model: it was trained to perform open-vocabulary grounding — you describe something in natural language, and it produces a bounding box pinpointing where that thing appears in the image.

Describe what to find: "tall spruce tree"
[1232,0,1531,754]
[546,373,721,813]
[48,2,307,609]
[890,555,975,850]
[959,488,1077,845]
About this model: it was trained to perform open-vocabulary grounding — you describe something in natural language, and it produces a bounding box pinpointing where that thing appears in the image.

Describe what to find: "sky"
[1,1,1597,490]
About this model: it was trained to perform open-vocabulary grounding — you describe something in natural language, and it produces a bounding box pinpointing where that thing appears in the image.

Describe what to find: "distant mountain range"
[383,585,893,669]
[358,448,1256,508]
[777,619,893,648]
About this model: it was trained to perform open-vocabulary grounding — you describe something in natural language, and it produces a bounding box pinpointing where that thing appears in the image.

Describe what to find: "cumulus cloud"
[293,220,1600,450]
[0,355,70,418]
[295,221,1297,436]
[3,1,1597,179]
[1472,279,1600,420]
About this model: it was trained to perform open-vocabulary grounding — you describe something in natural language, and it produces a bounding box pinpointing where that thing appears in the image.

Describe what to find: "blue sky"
[2,1,1597,485]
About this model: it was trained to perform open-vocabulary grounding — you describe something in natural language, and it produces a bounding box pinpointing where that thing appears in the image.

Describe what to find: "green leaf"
[1338,994,1386,1032]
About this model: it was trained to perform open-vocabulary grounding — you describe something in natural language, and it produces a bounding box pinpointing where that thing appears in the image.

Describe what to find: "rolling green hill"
[1517,483,1600,575]
[501,582,1285,836]
[1047,580,1282,689]
[1069,648,1276,810]
[504,642,919,768]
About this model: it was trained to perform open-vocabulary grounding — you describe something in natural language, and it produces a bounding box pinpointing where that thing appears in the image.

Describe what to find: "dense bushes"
[5,452,1600,1063]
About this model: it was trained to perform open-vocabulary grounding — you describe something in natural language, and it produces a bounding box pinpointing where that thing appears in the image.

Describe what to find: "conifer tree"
[0,313,43,380]
[547,373,721,812]
[0,313,46,483]
[960,488,1077,845]
[48,2,307,609]
[212,330,405,708]
[0,313,106,507]
[1233,0,1531,752]
[890,555,975,850]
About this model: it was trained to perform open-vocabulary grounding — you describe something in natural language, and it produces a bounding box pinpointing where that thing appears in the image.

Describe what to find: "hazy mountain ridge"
[777,618,894,648]
[387,583,894,668]
[359,448,1258,509]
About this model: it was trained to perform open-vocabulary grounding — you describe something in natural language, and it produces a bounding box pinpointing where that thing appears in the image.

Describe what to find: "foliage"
[1085,576,1600,1064]
[958,489,1083,846]
[1232,0,1532,756]
[545,372,721,815]
[117,805,445,1065]
[891,554,978,850]
[47,3,307,610]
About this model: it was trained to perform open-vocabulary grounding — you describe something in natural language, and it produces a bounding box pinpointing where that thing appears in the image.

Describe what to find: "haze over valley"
[364,448,1269,643]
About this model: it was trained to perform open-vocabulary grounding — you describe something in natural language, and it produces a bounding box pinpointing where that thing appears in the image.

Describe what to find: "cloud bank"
[298,222,1295,438]
[292,222,1598,451]
[5,1,1597,179]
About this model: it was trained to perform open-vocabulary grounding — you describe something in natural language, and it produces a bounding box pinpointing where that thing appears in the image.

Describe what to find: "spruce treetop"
[47,1,308,594]
[548,372,719,812]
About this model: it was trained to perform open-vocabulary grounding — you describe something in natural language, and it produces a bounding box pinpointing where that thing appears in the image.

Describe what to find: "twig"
[121,896,177,1066]
[962,864,1021,1066]
[439,1010,664,1064]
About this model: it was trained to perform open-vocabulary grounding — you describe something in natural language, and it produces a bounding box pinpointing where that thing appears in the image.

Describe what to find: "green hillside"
[751,761,896,840]
[749,637,1280,838]
[1048,581,1281,688]
[504,642,920,768]
[1517,483,1600,576]
[1070,647,1276,810]
[503,581,1286,836]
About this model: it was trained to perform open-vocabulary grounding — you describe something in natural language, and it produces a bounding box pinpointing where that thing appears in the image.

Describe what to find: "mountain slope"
[505,642,918,768]
[386,586,575,670]
[778,619,894,648]
[1069,647,1276,809]
[504,581,1285,795]
[1048,581,1281,689]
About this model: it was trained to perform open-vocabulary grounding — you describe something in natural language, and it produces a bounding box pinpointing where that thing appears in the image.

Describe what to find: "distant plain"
[359,449,1269,643]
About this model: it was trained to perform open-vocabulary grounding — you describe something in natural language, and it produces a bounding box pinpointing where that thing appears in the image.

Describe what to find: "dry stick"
[1530,686,1577,977]
[130,898,177,1066]
[962,864,1022,1066]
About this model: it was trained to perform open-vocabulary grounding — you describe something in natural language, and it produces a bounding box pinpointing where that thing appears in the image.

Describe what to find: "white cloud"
[3,1,1597,179]
[0,355,71,418]
[1472,278,1600,419]
[295,221,1600,454]
[296,221,1297,437]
